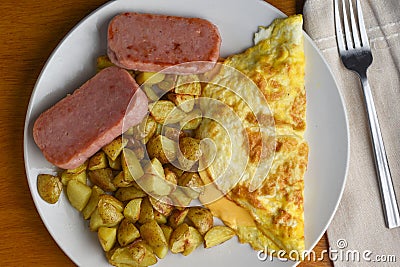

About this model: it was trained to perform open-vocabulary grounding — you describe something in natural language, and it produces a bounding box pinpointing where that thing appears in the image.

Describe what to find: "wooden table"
[0,0,332,266]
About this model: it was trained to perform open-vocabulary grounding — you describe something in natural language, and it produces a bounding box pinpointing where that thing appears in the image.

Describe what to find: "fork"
[334,0,400,229]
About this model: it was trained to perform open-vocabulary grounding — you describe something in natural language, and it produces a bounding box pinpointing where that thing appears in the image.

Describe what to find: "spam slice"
[33,66,148,170]
[107,12,221,74]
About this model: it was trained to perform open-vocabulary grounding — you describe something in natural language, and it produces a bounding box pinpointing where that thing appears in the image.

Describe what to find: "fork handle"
[360,74,400,228]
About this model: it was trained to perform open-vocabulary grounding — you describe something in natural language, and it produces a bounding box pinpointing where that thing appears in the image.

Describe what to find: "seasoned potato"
[140,220,169,259]
[160,224,173,243]
[66,161,88,174]
[130,140,146,160]
[154,210,167,224]
[169,223,190,253]
[138,197,154,224]
[131,116,157,144]
[167,93,195,113]
[60,170,87,186]
[148,100,185,124]
[137,174,174,196]
[177,137,202,171]
[82,185,104,220]
[182,226,203,256]
[112,171,136,188]
[180,109,202,130]
[98,227,117,252]
[149,196,173,217]
[175,75,201,96]
[169,188,192,207]
[117,219,140,247]
[97,206,124,228]
[37,174,63,204]
[96,55,115,71]
[163,168,178,186]
[187,207,213,235]
[130,241,158,266]
[204,226,235,248]
[88,168,117,192]
[168,208,189,229]
[162,126,185,141]
[163,164,185,178]
[136,72,165,85]
[143,158,165,178]
[115,186,147,202]
[179,172,204,199]
[108,155,122,170]
[106,246,136,266]
[123,198,142,223]
[99,194,124,212]
[121,148,144,182]
[88,151,108,170]
[66,180,92,211]
[146,135,177,164]
[142,84,160,102]
[102,136,128,161]
[157,74,176,91]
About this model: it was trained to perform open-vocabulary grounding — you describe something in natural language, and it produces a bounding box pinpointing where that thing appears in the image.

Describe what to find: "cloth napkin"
[303,0,400,266]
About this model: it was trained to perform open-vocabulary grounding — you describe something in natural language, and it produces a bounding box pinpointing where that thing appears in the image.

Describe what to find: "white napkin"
[303,0,400,266]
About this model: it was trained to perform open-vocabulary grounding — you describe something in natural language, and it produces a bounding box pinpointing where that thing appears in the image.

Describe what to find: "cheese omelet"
[197,15,308,256]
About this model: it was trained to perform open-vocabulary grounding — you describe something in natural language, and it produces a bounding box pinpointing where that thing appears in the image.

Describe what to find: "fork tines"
[334,0,370,52]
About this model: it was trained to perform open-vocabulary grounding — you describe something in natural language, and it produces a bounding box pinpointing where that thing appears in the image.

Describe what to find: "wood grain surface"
[0,0,332,266]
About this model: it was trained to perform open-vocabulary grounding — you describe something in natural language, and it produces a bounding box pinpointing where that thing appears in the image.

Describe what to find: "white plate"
[24,0,349,266]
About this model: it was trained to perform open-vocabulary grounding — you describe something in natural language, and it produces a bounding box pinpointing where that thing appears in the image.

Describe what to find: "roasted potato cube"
[187,207,213,235]
[175,75,201,96]
[180,109,202,130]
[160,224,173,243]
[136,72,165,85]
[143,158,165,178]
[148,100,185,124]
[88,151,108,170]
[168,208,189,229]
[82,185,105,220]
[164,168,178,185]
[95,195,124,227]
[106,246,135,266]
[96,55,115,71]
[154,210,167,224]
[177,137,202,171]
[88,168,116,192]
[163,164,185,178]
[117,219,140,247]
[108,155,122,170]
[157,74,176,91]
[123,198,142,223]
[115,186,147,202]
[179,172,204,199]
[37,174,63,204]
[167,93,195,113]
[121,148,144,182]
[66,180,92,211]
[102,136,129,161]
[169,188,192,207]
[131,116,157,144]
[60,170,87,186]
[204,226,235,248]
[130,241,158,267]
[142,84,161,102]
[137,174,174,196]
[140,220,168,259]
[162,125,185,141]
[98,227,117,252]
[149,196,174,217]
[112,171,136,188]
[146,135,177,164]
[66,161,88,174]
[138,197,154,224]
[169,223,190,253]
[90,207,122,232]
[182,226,203,256]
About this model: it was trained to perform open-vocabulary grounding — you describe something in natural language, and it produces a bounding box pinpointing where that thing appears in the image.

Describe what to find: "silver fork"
[334,0,400,229]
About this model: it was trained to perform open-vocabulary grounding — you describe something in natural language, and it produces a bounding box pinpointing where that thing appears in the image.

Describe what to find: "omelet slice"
[197,15,308,256]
